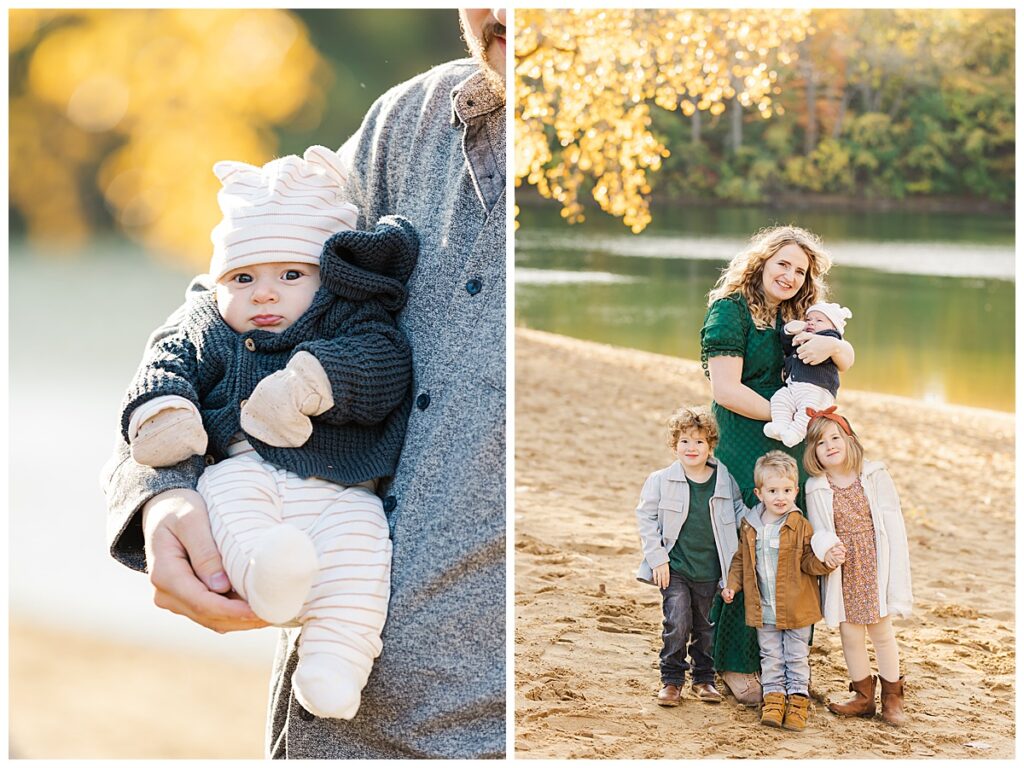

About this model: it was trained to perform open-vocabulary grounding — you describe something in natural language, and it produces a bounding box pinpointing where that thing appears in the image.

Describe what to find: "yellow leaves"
[515,9,809,232]
[9,9,328,266]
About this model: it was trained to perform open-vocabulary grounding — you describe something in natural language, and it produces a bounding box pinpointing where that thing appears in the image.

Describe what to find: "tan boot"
[782,693,811,731]
[879,676,907,726]
[760,692,786,728]
[827,675,876,718]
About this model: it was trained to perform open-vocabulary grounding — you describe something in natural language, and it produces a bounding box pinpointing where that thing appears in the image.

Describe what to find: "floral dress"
[700,293,810,674]
[830,477,881,625]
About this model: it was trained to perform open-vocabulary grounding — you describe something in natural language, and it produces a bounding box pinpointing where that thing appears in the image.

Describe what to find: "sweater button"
[465,278,482,295]
[240,399,248,408]
[204,455,215,466]
[244,338,256,352]
[416,392,431,410]
[383,495,397,513]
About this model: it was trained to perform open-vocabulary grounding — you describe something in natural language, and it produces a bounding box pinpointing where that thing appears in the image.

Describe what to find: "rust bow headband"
[805,405,853,435]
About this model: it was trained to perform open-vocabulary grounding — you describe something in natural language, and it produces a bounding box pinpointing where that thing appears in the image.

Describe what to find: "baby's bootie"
[780,426,805,448]
[782,693,811,731]
[293,653,364,720]
[245,524,318,625]
[763,422,782,441]
[760,692,786,727]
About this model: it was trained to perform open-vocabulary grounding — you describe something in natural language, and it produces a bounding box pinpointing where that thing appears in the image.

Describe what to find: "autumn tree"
[9,9,328,266]
[515,8,810,231]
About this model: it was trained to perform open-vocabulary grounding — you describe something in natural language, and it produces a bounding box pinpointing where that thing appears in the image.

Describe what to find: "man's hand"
[652,563,670,589]
[142,489,267,633]
[721,588,735,604]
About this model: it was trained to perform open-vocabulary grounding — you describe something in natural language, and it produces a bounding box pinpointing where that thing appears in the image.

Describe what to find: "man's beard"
[466,19,506,100]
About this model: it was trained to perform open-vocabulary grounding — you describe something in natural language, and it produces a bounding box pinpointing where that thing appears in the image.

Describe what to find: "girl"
[802,407,913,725]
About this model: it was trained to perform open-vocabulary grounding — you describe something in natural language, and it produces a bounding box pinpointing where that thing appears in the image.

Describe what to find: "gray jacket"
[635,457,748,588]
[101,59,505,759]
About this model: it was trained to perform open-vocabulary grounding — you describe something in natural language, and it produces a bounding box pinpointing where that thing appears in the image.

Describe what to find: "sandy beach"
[514,329,1015,759]
[9,618,271,759]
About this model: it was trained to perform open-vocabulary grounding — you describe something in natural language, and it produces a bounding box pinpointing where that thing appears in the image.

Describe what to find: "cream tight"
[839,616,901,681]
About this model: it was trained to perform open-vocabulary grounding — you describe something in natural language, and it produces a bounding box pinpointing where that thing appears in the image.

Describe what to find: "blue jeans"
[659,572,717,686]
[756,623,812,696]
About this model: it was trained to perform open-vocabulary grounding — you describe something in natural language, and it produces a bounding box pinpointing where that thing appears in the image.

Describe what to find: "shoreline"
[514,329,1015,759]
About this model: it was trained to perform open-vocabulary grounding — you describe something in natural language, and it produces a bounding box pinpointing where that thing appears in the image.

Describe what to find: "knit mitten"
[240,351,334,448]
[784,319,807,336]
[129,395,208,467]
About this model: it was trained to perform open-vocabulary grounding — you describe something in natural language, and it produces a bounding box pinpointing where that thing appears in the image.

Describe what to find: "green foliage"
[642,9,1014,205]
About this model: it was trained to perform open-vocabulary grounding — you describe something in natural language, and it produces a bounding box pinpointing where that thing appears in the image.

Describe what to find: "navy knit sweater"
[120,216,418,485]
[781,327,842,396]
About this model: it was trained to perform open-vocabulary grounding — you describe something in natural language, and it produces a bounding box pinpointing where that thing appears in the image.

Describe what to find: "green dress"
[700,293,810,674]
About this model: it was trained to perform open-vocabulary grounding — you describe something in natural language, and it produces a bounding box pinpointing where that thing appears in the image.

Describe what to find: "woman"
[700,225,854,706]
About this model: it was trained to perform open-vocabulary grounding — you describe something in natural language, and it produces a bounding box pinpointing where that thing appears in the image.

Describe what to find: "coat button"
[465,278,482,295]
[383,495,397,513]
[416,392,431,410]
[244,338,256,351]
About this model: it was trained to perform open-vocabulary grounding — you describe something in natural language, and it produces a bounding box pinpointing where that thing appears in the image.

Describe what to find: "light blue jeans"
[756,624,812,696]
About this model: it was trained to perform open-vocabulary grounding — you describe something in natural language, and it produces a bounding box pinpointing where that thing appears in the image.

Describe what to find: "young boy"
[635,405,747,707]
[722,451,835,731]
[118,146,418,720]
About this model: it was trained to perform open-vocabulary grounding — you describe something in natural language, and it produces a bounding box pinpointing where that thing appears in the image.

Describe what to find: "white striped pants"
[197,453,391,701]
[768,381,835,445]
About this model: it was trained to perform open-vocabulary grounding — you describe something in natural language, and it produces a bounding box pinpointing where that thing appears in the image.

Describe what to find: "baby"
[763,302,852,447]
[119,145,418,720]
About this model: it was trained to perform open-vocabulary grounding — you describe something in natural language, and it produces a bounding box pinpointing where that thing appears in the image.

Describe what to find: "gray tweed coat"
[101,58,505,759]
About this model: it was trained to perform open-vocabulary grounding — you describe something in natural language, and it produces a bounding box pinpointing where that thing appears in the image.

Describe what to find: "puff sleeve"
[700,296,748,379]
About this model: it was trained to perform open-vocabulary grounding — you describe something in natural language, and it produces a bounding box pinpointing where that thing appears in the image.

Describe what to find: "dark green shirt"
[668,467,721,582]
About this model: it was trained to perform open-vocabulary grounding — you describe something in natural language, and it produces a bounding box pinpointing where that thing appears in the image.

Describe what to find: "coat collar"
[742,504,802,532]
[805,460,887,494]
[450,69,504,127]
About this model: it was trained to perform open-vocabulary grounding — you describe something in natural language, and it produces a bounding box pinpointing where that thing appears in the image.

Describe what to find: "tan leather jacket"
[725,506,834,629]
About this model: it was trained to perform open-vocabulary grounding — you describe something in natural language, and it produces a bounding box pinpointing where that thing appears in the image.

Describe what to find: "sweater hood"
[320,215,420,312]
[741,504,802,533]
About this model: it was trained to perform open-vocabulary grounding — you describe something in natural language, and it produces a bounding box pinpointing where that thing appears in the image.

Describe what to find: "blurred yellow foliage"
[9,9,328,267]
[515,9,809,232]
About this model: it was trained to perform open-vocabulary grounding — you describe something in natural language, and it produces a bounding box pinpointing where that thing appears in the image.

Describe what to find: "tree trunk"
[832,87,850,139]
[804,58,818,156]
[730,98,742,152]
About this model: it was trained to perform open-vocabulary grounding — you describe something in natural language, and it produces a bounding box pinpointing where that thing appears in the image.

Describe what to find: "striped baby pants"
[198,451,391,719]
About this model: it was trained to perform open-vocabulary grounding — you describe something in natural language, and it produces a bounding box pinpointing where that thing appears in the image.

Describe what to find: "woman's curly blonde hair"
[707,225,833,329]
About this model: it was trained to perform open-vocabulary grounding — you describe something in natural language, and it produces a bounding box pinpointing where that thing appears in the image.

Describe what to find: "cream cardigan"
[806,460,914,628]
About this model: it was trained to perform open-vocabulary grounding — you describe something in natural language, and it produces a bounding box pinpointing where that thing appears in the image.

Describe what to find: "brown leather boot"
[879,676,907,726]
[760,692,786,728]
[827,675,876,717]
[782,693,811,731]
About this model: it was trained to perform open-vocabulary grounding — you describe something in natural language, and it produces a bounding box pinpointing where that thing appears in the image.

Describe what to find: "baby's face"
[216,261,321,333]
[802,310,835,334]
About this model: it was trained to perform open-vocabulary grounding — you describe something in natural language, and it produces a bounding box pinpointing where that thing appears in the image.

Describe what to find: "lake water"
[516,204,1015,412]
[9,240,279,662]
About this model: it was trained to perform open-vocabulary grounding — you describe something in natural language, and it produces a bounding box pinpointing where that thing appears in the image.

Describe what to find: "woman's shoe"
[827,675,876,717]
[721,671,762,707]
[879,676,907,726]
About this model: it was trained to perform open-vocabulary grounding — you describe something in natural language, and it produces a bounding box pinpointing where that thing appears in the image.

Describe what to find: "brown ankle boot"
[827,675,876,717]
[879,676,907,726]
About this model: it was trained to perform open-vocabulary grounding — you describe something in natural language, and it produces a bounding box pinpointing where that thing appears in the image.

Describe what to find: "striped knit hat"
[209,145,358,281]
